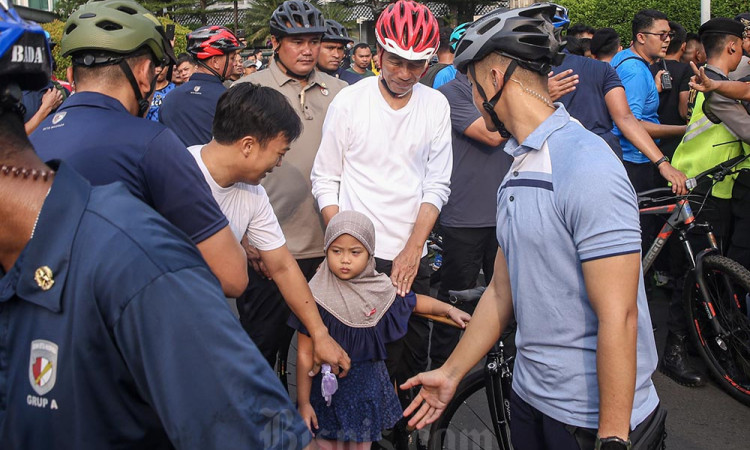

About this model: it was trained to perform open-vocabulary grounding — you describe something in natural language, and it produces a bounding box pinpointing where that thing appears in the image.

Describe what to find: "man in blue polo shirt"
[403,6,665,450]
[0,4,311,448]
[30,0,248,298]
[160,25,243,146]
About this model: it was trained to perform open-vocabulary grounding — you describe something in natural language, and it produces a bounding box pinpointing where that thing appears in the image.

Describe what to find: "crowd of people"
[2,0,749,449]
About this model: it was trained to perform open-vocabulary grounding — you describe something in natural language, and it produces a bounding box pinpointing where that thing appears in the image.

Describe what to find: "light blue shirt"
[611,48,661,164]
[497,105,659,429]
[432,65,457,89]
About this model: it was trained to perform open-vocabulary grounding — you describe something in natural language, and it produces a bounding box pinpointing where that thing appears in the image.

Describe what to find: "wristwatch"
[654,155,670,167]
[595,435,632,450]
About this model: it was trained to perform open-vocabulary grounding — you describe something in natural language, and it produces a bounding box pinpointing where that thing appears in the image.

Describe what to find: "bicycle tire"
[427,370,510,450]
[684,254,750,405]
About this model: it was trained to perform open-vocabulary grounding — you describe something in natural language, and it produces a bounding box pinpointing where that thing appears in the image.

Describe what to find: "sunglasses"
[640,31,675,41]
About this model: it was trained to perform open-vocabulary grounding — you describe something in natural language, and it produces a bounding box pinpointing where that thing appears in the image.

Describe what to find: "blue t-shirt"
[432,65,457,89]
[30,91,227,244]
[160,72,226,146]
[438,72,511,227]
[611,48,661,164]
[146,82,176,122]
[0,162,310,449]
[497,105,659,429]
[554,52,623,159]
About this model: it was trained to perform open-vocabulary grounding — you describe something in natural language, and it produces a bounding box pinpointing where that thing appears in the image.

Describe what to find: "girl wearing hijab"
[290,211,470,449]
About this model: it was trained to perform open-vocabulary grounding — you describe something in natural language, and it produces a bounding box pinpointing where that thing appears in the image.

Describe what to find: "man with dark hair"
[567,23,596,57]
[730,13,750,80]
[146,63,176,121]
[160,25,244,146]
[591,28,622,63]
[348,42,375,77]
[681,32,706,67]
[568,22,596,39]
[30,0,249,298]
[611,9,688,260]
[673,18,750,271]
[233,0,350,371]
[317,19,361,84]
[174,52,196,84]
[419,26,454,87]
[649,21,691,157]
[0,3,312,447]
[187,84,345,360]
[404,6,665,450]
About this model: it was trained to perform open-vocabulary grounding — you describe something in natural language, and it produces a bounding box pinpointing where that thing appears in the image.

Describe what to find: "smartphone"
[660,71,672,90]
[166,24,175,41]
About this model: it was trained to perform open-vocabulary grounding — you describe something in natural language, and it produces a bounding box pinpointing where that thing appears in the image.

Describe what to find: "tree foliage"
[243,0,353,47]
[557,0,750,46]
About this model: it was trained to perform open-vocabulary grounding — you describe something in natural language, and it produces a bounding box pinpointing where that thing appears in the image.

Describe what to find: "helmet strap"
[0,83,26,118]
[469,60,517,139]
[196,57,228,82]
[379,76,411,98]
[118,59,155,118]
[273,50,310,80]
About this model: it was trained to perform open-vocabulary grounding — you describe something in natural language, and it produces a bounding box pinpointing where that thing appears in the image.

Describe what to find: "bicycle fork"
[484,341,514,450]
[693,248,731,351]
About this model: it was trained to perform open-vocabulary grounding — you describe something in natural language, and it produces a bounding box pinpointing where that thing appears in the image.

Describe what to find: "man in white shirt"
[310,1,452,437]
[190,82,351,377]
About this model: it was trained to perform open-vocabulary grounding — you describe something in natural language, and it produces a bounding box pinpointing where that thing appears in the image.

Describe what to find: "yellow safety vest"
[672,89,750,199]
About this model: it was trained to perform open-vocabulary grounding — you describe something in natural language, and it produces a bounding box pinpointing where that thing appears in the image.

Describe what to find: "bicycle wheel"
[428,370,509,450]
[684,254,750,405]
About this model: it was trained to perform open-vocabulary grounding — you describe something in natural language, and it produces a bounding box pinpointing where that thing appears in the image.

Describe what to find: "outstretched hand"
[548,69,578,101]
[400,368,460,430]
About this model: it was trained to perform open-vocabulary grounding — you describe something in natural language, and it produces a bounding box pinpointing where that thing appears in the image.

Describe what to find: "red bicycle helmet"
[187,26,243,60]
[375,0,439,61]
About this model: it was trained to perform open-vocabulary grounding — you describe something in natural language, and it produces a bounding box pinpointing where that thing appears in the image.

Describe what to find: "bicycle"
[638,154,750,405]
[422,287,516,450]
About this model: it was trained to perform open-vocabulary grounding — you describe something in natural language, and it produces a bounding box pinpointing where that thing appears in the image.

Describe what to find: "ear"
[680,42,686,53]
[240,136,256,157]
[134,58,155,94]
[635,32,646,45]
[270,35,280,51]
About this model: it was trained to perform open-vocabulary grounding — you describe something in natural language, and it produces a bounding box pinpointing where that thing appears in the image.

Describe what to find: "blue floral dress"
[289,292,417,442]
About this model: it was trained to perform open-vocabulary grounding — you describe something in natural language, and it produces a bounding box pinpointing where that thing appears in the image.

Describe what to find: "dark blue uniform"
[159,72,226,146]
[30,91,227,244]
[0,163,311,449]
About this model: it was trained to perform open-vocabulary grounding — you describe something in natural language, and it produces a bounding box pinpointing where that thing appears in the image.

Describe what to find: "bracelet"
[654,155,670,167]
[445,306,455,317]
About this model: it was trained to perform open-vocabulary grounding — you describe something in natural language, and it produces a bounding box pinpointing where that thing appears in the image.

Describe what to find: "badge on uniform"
[34,266,54,291]
[51,111,66,125]
[29,339,58,396]
[193,86,201,92]
[320,82,329,96]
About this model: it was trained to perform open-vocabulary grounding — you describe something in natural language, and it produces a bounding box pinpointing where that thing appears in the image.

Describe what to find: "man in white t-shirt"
[310,2,452,438]
[191,82,351,377]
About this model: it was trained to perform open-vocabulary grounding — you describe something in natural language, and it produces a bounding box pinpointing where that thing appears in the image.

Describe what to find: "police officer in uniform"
[0,1,312,448]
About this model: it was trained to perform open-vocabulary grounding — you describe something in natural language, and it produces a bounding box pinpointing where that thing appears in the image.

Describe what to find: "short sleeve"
[558,146,642,262]
[245,185,286,251]
[140,129,229,243]
[602,64,623,95]
[439,79,480,134]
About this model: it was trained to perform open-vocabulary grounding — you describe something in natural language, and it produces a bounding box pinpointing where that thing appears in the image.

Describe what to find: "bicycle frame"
[483,339,514,449]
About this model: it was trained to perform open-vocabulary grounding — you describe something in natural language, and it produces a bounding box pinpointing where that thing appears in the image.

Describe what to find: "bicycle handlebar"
[687,154,750,189]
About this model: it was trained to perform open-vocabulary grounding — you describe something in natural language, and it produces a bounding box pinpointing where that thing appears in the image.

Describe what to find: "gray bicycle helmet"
[322,19,353,44]
[269,0,326,37]
[454,3,565,75]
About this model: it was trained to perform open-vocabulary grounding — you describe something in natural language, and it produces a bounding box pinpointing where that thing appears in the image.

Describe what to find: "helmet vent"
[477,18,500,35]
[79,12,96,19]
[116,6,138,15]
[65,23,78,34]
[97,20,123,31]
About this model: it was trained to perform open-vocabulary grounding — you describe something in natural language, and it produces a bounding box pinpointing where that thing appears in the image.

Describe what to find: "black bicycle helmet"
[322,19,353,44]
[269,0,326,38]
[454,3,565,75]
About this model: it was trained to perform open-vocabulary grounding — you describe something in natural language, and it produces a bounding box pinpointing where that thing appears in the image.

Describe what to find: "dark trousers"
[236,256,324,368]
[375,256,431,388]
[430,226,498,368]
[624,161,662,259]
[510,390,667,450]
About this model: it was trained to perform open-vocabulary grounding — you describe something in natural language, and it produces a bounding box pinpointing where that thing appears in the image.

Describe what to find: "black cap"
[699,17,745,39]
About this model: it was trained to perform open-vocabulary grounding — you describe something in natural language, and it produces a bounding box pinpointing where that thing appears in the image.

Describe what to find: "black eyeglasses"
[640,31,675,41]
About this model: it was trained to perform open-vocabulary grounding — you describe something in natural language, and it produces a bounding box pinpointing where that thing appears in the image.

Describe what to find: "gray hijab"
[309,211,398,328]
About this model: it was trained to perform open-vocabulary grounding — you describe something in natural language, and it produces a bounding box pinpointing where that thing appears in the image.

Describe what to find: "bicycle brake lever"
[686,178,697,190]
